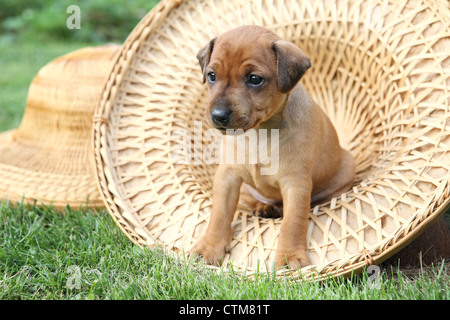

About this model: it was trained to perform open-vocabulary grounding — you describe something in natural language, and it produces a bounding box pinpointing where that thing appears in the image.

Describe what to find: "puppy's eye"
[207,72,216,84]
[248,75,264,87]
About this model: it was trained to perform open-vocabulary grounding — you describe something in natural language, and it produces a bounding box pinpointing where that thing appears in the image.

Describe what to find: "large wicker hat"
[93,0,450,279]
[0,44,120,210]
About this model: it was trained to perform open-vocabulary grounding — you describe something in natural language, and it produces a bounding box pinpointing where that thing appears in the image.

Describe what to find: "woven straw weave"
[93,0,450,278]
[0,45,119,209]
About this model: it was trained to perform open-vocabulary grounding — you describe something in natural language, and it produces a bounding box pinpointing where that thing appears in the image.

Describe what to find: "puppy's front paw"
[189,237,230,266]
[275,249,311,270]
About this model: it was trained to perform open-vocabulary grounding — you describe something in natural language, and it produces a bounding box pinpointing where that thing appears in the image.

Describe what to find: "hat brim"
[0,129,104,210]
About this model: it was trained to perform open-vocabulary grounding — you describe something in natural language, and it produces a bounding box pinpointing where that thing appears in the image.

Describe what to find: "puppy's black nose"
[211,108,232,127]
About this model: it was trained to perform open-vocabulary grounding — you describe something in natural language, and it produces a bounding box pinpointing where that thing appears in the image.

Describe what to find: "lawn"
[1,201,448,300]
[0,12,449,302]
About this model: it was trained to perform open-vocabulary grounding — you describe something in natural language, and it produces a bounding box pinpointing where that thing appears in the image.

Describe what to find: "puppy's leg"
[311,148,355,205]
[238,184,260,210]
[239,185,283,218]
[254,203,283,219]
[190,165,242,265]
[275,177,312,269]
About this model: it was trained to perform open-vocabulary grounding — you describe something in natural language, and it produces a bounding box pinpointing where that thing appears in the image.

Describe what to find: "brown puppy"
[191,26,355,269]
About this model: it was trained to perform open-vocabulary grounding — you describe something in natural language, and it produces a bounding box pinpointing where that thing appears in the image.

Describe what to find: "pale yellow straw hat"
[93,0,449,279]
[0,44,120,210]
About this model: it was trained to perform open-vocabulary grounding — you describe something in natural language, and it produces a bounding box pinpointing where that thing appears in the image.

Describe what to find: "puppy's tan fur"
[191,26,355,269]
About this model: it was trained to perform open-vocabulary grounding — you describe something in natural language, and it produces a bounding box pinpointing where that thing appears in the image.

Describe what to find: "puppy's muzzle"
[211,107,232,128]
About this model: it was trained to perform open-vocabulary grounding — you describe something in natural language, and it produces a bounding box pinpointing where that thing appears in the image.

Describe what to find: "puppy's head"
[197,25,311,132]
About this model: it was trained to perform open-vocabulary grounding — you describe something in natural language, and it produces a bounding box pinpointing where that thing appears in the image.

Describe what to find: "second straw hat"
[0,44,120,210]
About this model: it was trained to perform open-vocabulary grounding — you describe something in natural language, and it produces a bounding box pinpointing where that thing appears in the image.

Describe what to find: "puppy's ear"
[197,37,217,83]
[273,40,311,93]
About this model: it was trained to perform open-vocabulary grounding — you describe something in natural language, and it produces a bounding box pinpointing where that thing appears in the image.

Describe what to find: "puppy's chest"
[244,163,281,196]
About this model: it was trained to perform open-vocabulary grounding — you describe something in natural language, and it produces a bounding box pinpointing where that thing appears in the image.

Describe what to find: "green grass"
[1,200,448,300]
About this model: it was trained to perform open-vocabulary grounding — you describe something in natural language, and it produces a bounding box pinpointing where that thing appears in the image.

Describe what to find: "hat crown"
[0,45,119,180]
[15,46,118,144]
